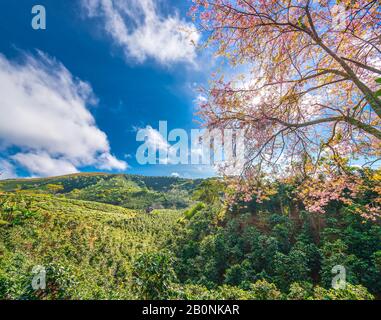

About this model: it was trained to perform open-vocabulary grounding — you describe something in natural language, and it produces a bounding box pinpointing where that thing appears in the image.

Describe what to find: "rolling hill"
[0,191,183,299]
[0,173,202,210]
[0,173,198,299]
[1,173,379,300]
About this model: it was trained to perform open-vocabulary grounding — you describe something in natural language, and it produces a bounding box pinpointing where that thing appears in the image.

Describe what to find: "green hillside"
[0,173,201,210]
[0,174,380,300]
[0,192,182,299]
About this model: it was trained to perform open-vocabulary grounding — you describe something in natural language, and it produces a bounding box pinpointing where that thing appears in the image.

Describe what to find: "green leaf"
[297,16,305,28]
[375,78,381,84]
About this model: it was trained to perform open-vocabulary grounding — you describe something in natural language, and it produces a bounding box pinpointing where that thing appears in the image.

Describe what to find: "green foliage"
[215,285,253,300]
[132,251,177,300]
[319,240,356,287]
[287,282,374,300]
[287,282,314,300]
[173,284,215,300]
[224,263,249,286]
[0,174,379,300]
[313,284,375,300]
[249,280,282,300]
[173,280,281,300]
[184,202,206,220]
[0,193,181,299]
[171,182,380,300]
[375,78,381,97]
[273,248,310,291]
[173,283,252,300]
[374,251,381,273]
[0,194,37,226]
[192,179,225,205]
[0,173,201,210]
[64,176,193,210]
[46,184,64,194]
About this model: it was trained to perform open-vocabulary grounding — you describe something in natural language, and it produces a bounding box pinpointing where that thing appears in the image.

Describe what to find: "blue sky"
[0,0,217,179]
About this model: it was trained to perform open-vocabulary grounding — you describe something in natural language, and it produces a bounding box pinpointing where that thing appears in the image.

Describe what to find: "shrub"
[132,251,177,300]
[249,280,282,300]
[184,203,206,220]
[313,284,374,300]
[287,282,314,300]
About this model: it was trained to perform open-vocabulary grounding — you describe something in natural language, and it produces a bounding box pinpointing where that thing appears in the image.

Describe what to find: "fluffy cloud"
[11,152,79,177]
[97,152,128,170]
[0,159,17,179]
[144,126,170,152]
[82,0,200,65]
[0,51,127,178]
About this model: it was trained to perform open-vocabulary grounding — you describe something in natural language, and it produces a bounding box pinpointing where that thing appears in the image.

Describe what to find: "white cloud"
[0,51,127,177]
[144,126,170,152]
[97,152,128,170]
[12,152,79,177]
[171,172,180,178]
[0,159,17,180]
[82,0,200,65]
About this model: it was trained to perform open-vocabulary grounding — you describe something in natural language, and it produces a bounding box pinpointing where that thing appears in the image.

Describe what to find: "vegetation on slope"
[0,193,181,299]
[169,180,381,300]
[0,173,201,210]
[0,174,380,300]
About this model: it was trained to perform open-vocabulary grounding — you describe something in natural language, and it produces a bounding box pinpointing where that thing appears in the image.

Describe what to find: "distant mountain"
[0,173,203,210]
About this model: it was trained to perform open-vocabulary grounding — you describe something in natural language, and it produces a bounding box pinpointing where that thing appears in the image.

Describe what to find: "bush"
[273,249,310,291]
[287,282,314,300]
[173,284,214,300]
[249,280,282,300]
[214,285,252,300]
[313,284,374,300]
[184,203,206,220]
[132,251,177,300]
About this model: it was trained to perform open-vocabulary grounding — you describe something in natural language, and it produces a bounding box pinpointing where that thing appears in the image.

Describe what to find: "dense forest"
[0,173,380,300]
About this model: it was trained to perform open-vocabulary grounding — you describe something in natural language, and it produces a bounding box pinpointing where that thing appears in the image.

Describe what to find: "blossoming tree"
[192,0,381,217]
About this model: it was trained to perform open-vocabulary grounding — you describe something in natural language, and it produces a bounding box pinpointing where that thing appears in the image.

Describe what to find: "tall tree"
[192,0,381,217]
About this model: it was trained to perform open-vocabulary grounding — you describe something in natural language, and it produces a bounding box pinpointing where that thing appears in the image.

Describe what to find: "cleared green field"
[0,193,182,299]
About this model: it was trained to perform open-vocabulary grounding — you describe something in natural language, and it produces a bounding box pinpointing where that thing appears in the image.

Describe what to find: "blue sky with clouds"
[0,0,217,179]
